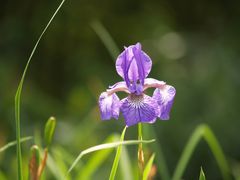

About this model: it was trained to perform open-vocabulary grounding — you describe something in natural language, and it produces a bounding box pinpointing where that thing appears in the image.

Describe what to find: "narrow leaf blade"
[199,167,206,180]
[109,126,127,180]
[76,134,116,179]
[14,0,66,179]
[143,154,155,180]
[172,124,230,180]
[66,139,155,177]
[0,137,32,153]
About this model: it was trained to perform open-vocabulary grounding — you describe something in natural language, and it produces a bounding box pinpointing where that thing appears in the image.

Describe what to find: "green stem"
[138,123,143,142]
[138,123,144,178]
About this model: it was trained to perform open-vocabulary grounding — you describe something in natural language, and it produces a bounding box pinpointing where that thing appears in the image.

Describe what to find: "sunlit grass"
[14,0,66,179]
[0,0,232,179]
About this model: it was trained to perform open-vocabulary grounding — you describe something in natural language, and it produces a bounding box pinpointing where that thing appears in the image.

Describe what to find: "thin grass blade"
[109,126,127,180]
[91,21,120,61]
[143,153,155,180]
[119,145,133,180]
[66,138,155,177]
[14,0,66,179]
[76,134,116,179]
[143,125,171,180]
[0,137,32,153]
[199,167,206,180]
[46,153,66,180]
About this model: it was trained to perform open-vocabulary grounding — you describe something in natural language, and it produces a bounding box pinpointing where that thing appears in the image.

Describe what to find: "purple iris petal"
[132,43,145,85]
[99,92,120,120]
[116,43,152,91]
[99,42,176,127]
[107,81,130,95]
[144,78,166,90]
[152,85,176,120]
[120,94,159,127]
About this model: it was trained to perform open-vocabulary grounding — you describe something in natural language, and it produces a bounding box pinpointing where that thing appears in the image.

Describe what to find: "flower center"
[128,94,144,108]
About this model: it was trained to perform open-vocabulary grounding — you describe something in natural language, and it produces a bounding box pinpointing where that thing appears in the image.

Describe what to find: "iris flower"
[99,43,176,127]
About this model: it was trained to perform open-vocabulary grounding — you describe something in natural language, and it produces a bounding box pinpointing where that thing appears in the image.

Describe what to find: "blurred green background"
[0,0,240,179]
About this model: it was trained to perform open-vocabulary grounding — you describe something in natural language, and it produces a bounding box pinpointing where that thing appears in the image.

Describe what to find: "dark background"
[0,0,240,179]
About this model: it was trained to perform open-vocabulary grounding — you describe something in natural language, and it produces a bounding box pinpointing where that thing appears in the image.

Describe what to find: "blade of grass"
[76,134,116,179]
[0,137,32,153]
[91,20,120,61]
[143,125,171,180]
[143,154,155,180]
[172,124,231,180]
[66,138,155,177]
[52,146,76,167]
[119,145,133,180]
[14,0,66,179]
[109,126,127,180]
[46,153,66,180]
[199,167,206,180]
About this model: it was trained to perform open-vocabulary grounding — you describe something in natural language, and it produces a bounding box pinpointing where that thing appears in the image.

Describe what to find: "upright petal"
[116,43,152,82]
[152,85,176,120]
[132,43,146,85]
[99,92,120,120]
[120,94,159,127]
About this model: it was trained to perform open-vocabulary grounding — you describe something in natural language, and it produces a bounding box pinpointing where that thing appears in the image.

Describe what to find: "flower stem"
[138,123,144,178]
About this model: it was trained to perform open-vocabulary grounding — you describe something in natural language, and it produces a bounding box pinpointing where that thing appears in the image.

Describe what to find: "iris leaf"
[14,0,66,179]
[172,124,230,180]
[143,125,171,180]
[119,145,133,180]
[143,153,155,180]
[76,134,116,179]
[109,126,127,180]
[199,167,206,180]
[66,137,155,177]
[46,153,66,180]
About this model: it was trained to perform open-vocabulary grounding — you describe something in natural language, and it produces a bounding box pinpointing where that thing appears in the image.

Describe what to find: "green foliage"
[44,116,56,147]
[143,125,170,180]
[0,0,238,179]
[109,126,127,180]
[199,167,206,180]
[0,137,32,153]
[13,0,66,179]
[66,138,155,177]
[119,145,133,180]
[46,153,66,180]
[76,134,116,179]
[91,21,120,60]
[143,154,155,180]
[172,124,230,180]
[0,171,7,180]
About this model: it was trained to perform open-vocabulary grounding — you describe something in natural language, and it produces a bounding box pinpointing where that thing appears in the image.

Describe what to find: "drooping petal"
[99,92,120,120]
[144,78,166,90]
[120,94,159,127]
[116,43,152,82]
[152,85,176,120]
